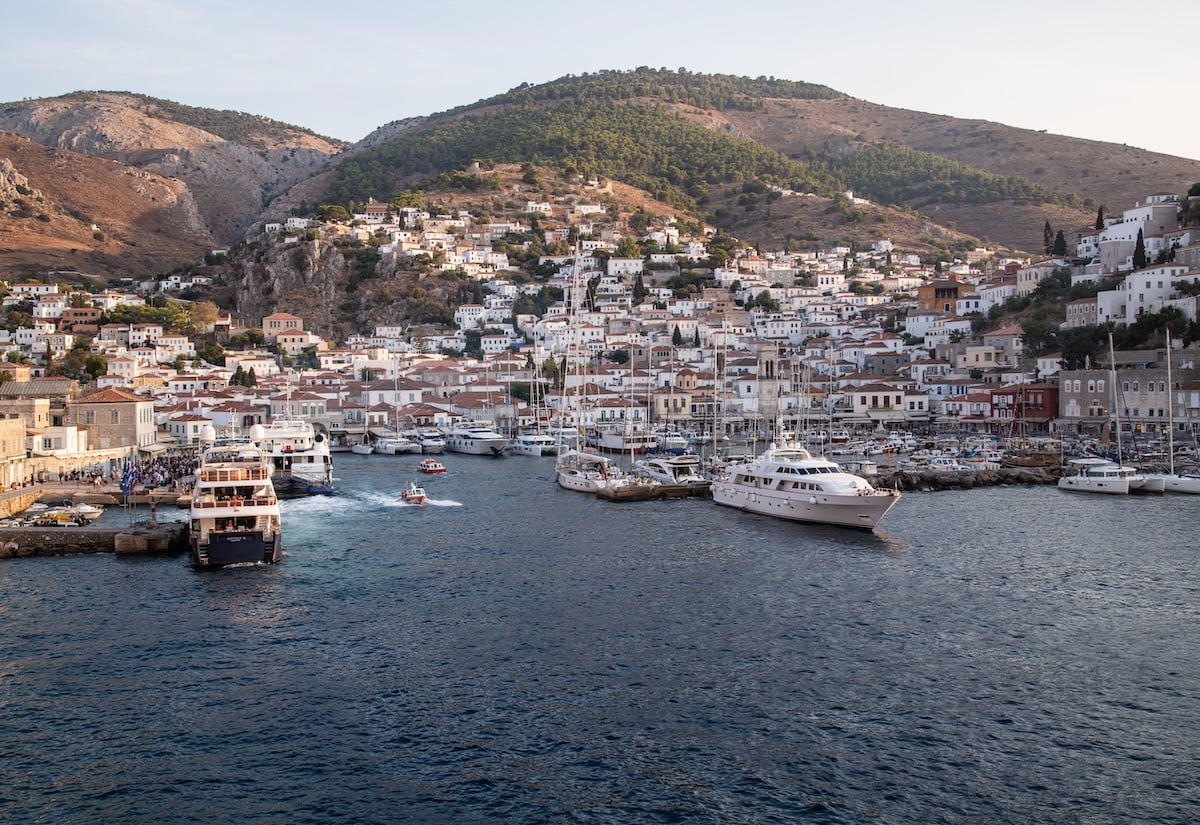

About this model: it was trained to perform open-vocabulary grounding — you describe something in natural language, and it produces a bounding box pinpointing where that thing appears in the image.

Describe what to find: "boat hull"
[444,439,507,456]
[192,531,281,568]
[711,482,900,529]
[1057,476,1130,494]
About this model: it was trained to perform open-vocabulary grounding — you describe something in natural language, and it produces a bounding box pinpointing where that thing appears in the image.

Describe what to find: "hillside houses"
[4,187,1200,462]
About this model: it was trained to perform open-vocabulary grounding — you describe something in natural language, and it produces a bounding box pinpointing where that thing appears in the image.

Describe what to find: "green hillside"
[328,100,840,210]
[446,67,843,114]
[806,141,1071,208]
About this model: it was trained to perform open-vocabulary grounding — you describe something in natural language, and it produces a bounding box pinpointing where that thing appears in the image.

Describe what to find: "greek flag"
[120,460,138,495]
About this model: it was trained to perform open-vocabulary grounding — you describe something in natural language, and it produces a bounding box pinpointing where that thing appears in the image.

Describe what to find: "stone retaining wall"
[0,524,187,559]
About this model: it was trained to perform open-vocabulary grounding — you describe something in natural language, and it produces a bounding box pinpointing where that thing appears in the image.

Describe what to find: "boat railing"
[192,495,278,508]
[198,466,270,482]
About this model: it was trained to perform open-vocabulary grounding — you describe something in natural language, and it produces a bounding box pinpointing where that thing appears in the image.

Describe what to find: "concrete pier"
[0,481,189,559]
[0,523,187,559]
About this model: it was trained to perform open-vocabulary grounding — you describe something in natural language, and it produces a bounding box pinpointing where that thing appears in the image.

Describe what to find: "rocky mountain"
[0,91,345,258]
[0,131,212,279]
[686,96,1200,250]
[2,72,1199,292]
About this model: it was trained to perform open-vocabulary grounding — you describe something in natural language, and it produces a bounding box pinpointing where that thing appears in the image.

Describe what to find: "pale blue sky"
[5,0,1197,160]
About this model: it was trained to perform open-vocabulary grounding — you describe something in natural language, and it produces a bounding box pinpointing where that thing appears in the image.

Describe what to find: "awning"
[139,443,167,454]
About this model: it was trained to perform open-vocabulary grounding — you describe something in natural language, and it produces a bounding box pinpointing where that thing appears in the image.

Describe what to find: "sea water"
[2,454,1198,823]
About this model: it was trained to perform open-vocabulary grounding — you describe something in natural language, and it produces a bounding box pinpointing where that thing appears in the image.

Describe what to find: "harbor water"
[2,453,1198,823]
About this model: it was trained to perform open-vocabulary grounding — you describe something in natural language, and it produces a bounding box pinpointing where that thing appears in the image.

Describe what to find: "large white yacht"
[253,418,334,496]
[711,438,900,529]
[444,422,508,456]
[189,431,282,568]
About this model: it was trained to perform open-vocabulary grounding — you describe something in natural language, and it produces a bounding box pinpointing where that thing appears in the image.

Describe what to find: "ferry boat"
[189,433,282,568]
[711,438,901,529]
[254,418,335,496]
[444,422,507,456]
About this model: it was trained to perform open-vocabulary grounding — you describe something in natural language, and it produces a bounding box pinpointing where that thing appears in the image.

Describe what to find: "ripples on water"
[3,455,1199,823]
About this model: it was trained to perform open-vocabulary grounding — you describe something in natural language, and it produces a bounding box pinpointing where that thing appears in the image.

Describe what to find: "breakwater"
[0,523,187,559]
[878,465,1062,491]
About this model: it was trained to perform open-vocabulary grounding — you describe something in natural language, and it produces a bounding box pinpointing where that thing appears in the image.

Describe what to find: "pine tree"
[1095,206,1105,231]
[1133,228,1147,269]
[1043,220,1054,254]
[632,272,648,301]
[672,326,683,346]
[1053,230,1067,256]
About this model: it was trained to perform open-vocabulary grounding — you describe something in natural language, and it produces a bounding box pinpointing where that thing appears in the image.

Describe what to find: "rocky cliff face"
[226,236,351,338]
[0,92,344,245]
[0,132,214,279]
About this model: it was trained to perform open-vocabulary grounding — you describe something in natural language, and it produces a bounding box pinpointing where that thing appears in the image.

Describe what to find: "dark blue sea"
[3,453,1199,824]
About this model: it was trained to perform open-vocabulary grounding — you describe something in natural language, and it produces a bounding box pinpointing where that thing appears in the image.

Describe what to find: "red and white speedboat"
[399,481,428,505]
[419,458,446,474]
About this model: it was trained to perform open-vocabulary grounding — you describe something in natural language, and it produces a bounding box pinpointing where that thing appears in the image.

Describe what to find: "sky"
[4,0,1197,160]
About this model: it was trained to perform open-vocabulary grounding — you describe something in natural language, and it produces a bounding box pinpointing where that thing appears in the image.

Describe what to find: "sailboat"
[1144,329,1200,493]
[1060,333,1152,494]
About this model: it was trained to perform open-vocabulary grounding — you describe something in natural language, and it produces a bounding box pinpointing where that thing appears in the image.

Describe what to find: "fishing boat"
[419,457,446,474]
[711,437,901,529]
[399,481,427,505]
[254,418,335,496]
[189,432,282,568]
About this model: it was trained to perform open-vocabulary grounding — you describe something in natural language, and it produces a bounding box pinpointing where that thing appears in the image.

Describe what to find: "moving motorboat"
[419,457,446,474]
[399,481,427,505]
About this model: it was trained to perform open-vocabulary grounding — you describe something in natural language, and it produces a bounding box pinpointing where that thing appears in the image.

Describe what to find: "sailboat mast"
[1109,332,1123,462]
[1166,328,1175,476]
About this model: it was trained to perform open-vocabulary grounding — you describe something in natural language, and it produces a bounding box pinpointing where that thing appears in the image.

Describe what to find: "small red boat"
[419,458,446,474]
[399,481,427,505]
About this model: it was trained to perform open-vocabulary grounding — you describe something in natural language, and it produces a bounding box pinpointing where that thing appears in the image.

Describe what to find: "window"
[110,410,120,424]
